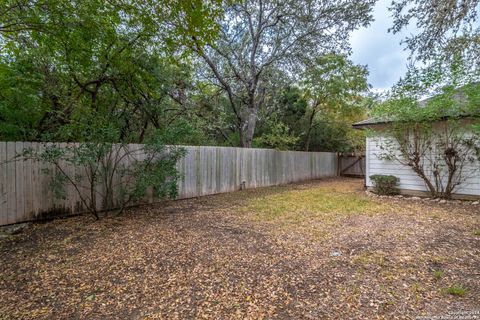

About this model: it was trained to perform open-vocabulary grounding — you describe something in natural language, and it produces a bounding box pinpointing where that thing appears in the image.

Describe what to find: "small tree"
[372,61,480,199]
[375,117,479,199]
[22,130,185,219]
[301,54,370,151]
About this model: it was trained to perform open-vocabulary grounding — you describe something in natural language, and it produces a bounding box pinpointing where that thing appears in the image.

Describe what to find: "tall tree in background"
[193,0,376,147]
[0,0,376,152]
[302,54,370,151]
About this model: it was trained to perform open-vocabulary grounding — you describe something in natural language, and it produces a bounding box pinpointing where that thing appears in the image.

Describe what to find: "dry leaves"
[0,178,478,319]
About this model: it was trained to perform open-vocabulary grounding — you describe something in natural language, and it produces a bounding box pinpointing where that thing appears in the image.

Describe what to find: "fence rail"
[0,142,338,226]
[338,154,365,177]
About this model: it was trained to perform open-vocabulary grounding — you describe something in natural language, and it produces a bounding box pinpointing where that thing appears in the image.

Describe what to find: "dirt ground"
[0,178,479,319]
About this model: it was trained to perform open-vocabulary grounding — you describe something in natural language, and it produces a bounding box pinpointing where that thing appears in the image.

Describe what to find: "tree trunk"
[305,130,312,152]
[241,108,258,148]
[304,109,317,151]
[411,165,438,198]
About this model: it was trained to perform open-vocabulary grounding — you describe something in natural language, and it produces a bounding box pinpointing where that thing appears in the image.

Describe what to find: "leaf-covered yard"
[0,178,479,319]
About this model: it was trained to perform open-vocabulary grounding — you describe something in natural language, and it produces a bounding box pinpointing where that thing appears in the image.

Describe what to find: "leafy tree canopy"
[0,0,375,153]
[0,0,221,142]
[194,0,376,147]
[389,0,480,66]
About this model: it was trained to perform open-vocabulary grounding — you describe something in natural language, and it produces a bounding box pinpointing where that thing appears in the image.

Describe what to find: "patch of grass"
[473,229,480,236]
[411,282,426,302]
[443,284,467,297]
[380,299,397,311]
[429,255,449,265]
[241,185,388,239]
[352,251,387,268]
[245,186,386,225]
[411,282,425,293]
[433,270,444,280]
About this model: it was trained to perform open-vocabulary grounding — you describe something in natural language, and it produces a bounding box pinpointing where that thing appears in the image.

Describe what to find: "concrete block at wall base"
[366,187,480,201]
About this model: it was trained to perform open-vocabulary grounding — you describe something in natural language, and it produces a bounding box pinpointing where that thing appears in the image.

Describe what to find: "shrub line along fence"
[0,142,338,226]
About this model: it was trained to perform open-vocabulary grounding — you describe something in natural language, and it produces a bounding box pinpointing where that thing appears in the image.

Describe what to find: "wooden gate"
[338,153,365,178]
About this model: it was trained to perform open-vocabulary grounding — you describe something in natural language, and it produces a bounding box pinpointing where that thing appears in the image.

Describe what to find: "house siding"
[366,135,480,198]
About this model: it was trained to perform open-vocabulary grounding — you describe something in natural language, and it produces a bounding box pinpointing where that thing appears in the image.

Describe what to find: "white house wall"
[366,135,480,197]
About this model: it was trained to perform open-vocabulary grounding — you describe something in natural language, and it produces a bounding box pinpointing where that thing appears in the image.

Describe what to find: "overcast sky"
[350,0,415,91]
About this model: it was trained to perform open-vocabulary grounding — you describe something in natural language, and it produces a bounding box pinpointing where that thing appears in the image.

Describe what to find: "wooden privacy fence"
[338,153,365,177]
[0,142,338,226]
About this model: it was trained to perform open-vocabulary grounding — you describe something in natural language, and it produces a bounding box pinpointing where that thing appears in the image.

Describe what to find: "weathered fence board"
[6,142,16,225]
[0,142,337,225]
[0,142,6,226]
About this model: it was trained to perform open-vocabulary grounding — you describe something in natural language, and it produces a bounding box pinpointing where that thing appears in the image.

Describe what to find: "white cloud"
[349,0,416,91]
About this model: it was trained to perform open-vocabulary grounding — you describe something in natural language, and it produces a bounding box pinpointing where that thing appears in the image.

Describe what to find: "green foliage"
[253,120,300,151]
[0,0,221,143]
[369,175,399,196]
[307,123,367,153]
[372,57,480,199]
[303,54,371,105]
[432,270,444,280]
[125,136,186,204]
[0,0,376,154]
[444,284,468,297]
[192,58,372,152]
[22,129,186,219]
[273,86,308,135]
[389,0,479,65]
[301,54,371,152]
[195,0,376,147]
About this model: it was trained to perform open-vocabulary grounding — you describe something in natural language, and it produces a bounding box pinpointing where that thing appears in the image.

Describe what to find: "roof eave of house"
[352,114,479,129]
[352,120,390,129]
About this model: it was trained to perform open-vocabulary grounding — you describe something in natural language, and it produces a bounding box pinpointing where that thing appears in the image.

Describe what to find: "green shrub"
[21,129,186,219]
[370,175,399,196]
